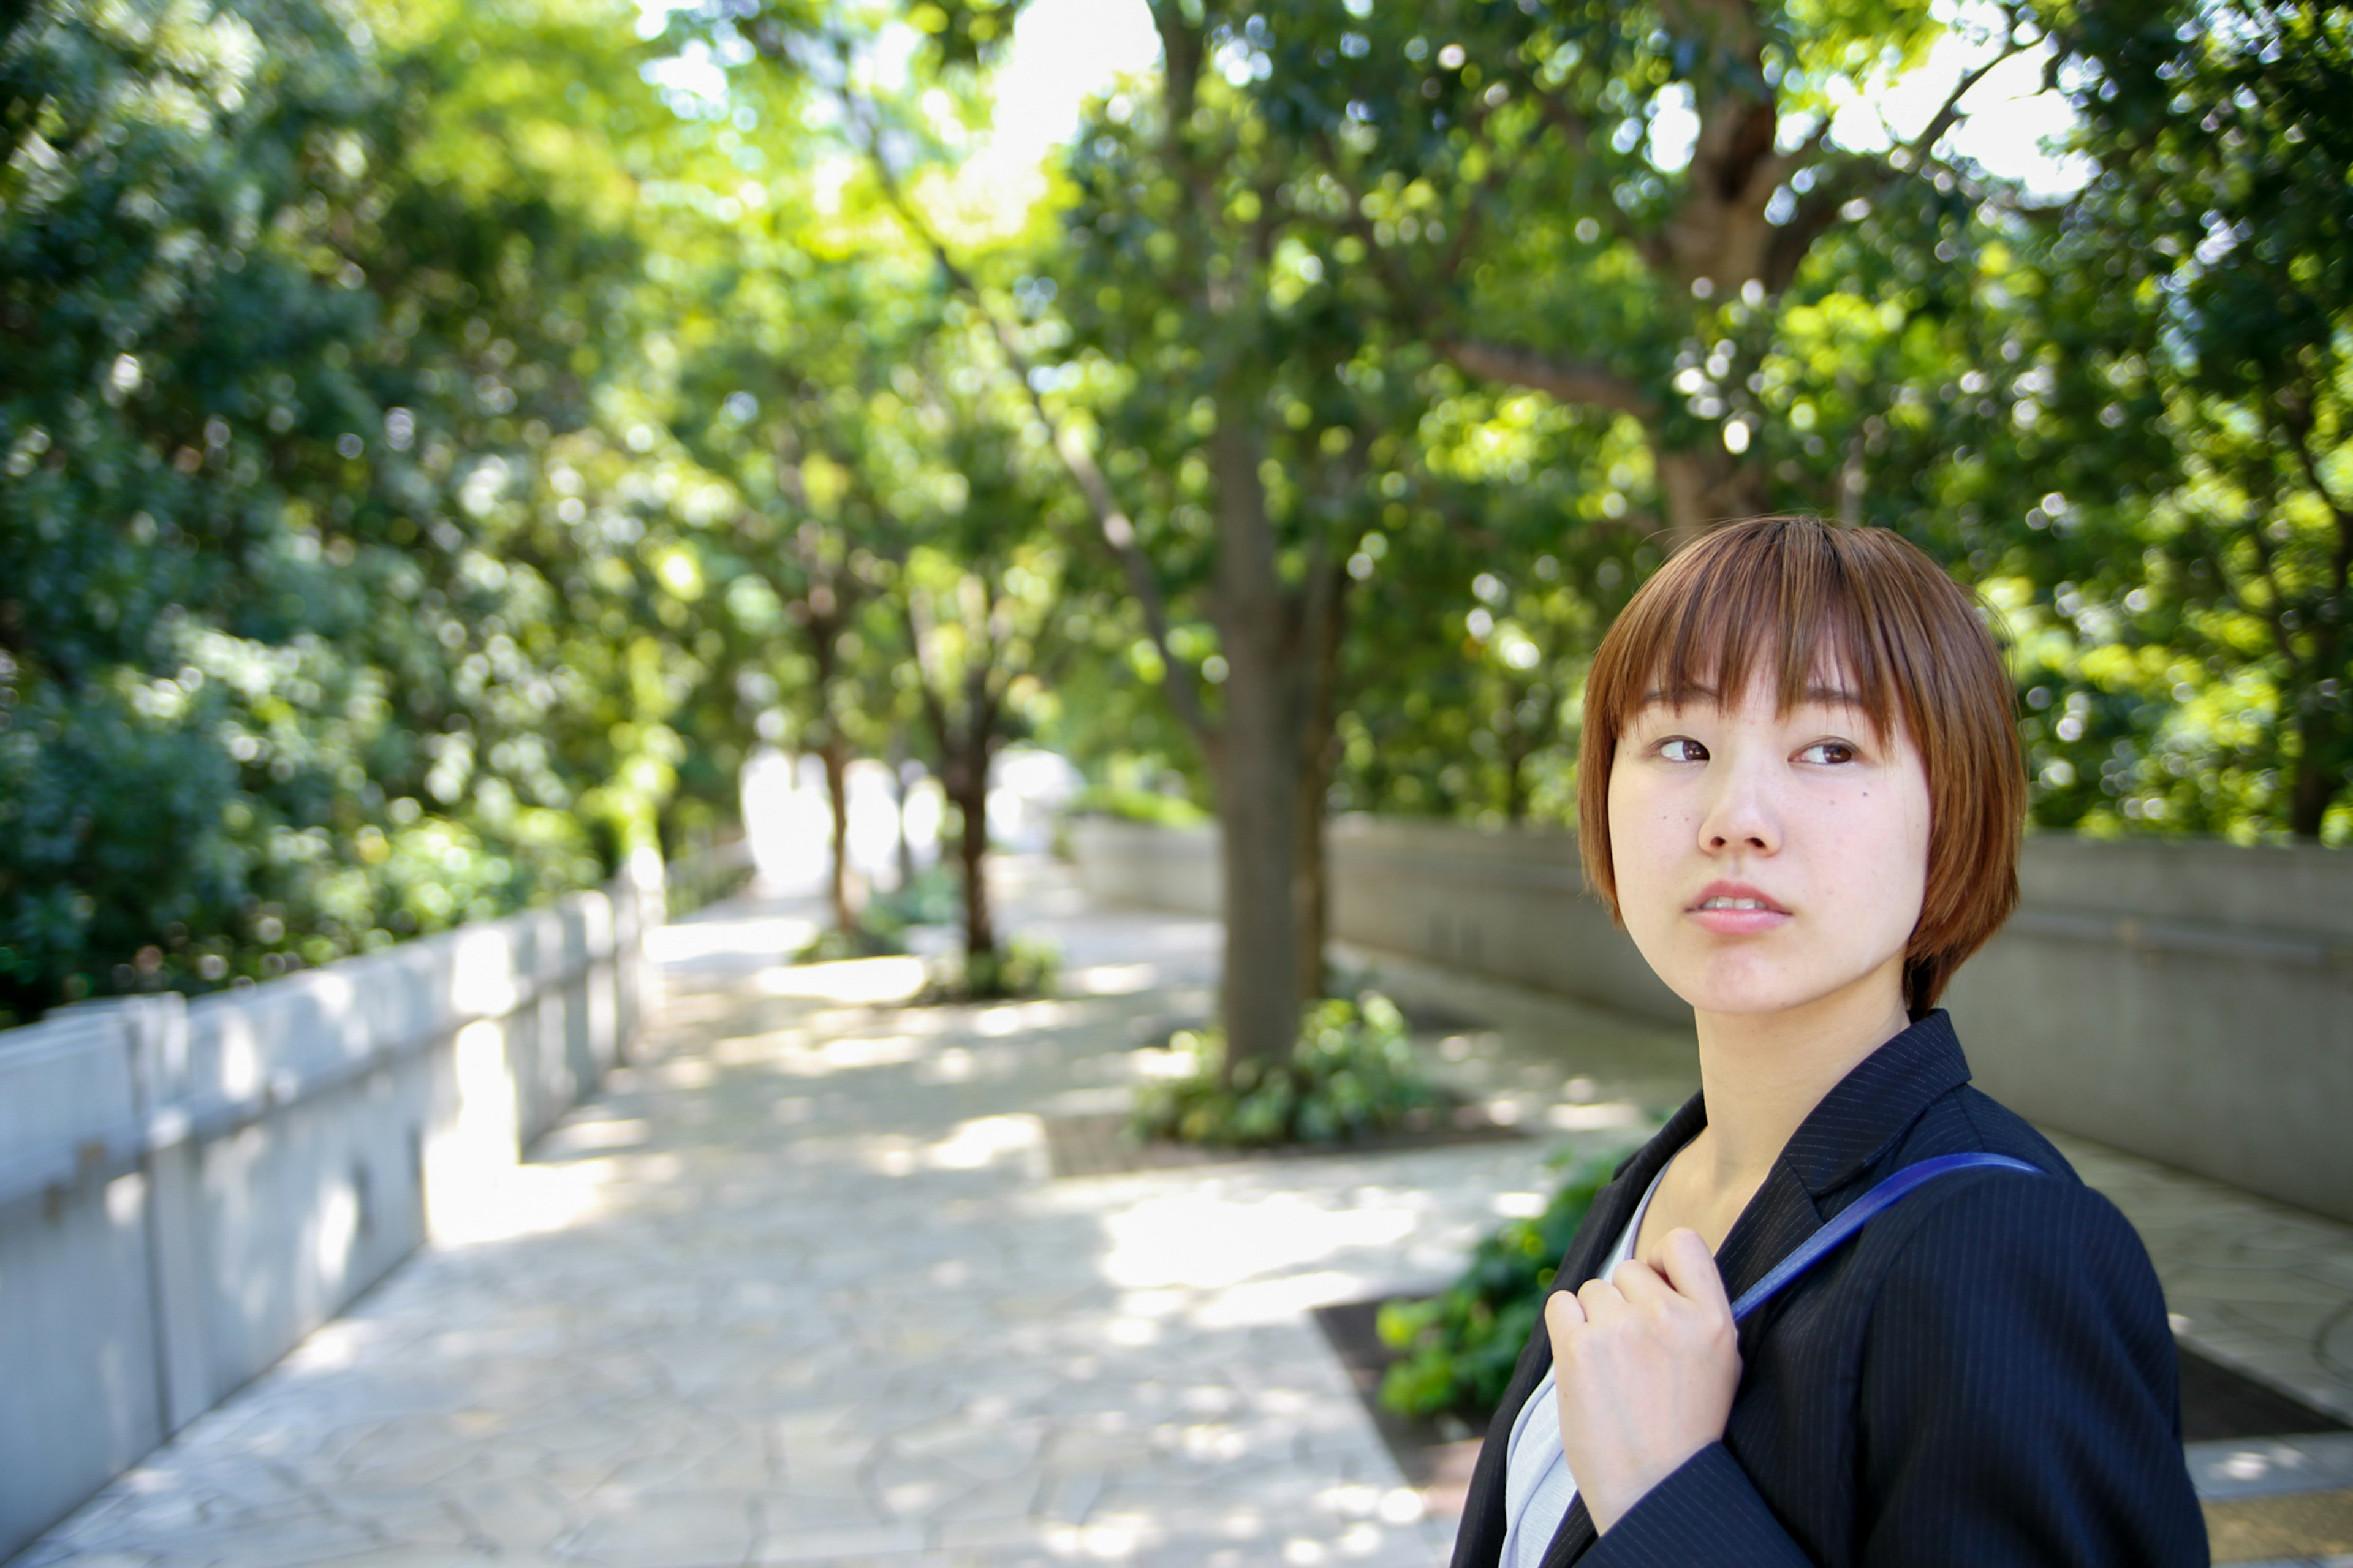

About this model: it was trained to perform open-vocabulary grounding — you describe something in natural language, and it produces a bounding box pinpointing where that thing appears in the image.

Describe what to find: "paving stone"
[18,860,2348,1568]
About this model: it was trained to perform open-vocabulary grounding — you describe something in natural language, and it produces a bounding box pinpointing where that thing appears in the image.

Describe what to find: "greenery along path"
[13,863,1686,1568]
[13,0,2353,1051]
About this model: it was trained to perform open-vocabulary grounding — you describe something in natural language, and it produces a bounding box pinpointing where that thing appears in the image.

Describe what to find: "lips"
[1688,880,1792,934]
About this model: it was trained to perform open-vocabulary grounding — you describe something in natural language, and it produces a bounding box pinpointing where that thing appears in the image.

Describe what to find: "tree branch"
[840,88,1212,747]
[1901,32,2034,172]
[1438,338,1659,419]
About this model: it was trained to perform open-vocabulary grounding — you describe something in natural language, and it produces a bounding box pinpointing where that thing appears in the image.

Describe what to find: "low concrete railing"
[0,853,664,1563]
[1070,817,2353,1225]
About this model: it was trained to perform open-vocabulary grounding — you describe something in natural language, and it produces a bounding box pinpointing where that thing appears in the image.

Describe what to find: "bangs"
[1614,520,1914,743]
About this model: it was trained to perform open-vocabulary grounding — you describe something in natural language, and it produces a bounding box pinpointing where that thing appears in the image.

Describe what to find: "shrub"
[865,868,962,933]
[1375,1154,1615,1418]
[919,933,1061,1003]
[1129,991,1437,1147]
[790,923,907,963]
[1070,783,1208,828]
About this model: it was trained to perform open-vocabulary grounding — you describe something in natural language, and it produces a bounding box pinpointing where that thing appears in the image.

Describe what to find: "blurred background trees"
[4,0,2348,1029]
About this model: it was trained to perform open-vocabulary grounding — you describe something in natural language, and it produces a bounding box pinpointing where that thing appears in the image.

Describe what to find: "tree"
[2029,0,2353,839]
[890,375,1067,972]
[729,3,1405,1062]
[1259,0,2059,543]
[667,281,907,937]
[0,0,767,1018]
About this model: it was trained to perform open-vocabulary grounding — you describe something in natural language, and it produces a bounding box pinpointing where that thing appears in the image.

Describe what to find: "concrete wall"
[0,854,663,1564]
[1070,817,2353,1224]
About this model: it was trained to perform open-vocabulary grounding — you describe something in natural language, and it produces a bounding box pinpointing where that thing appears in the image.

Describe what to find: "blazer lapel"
[1533,1013,1978,1565]
[1542,1495,1597,1567]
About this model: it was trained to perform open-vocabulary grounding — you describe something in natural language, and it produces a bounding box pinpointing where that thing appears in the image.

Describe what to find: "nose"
[1697,747,1781,856]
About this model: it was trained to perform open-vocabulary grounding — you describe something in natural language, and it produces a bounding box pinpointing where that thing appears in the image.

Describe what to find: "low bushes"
[1129,991,1438,1147]
[919,934,1062,1003]
[1375,1155,1614,1418]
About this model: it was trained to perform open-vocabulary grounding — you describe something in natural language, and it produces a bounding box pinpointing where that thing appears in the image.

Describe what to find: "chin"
[1658,950,1866,1018]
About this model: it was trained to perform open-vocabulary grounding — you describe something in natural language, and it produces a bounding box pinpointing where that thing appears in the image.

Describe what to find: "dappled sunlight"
[537,1116,649,1154]
[754,955,928,1004]
[1067,961,1161,996]
[1099,1189,1423,1293]
[925,1114,1047,1172]
[767,1031,926,1076]
[971,998,1082,1036]
[645,909,824,969]
[1547,1099,1648,1131]
[429,1150,658,1247]
[1191,1270,1384,1331]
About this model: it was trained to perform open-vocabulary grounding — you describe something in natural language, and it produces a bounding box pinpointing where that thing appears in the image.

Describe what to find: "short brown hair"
[1577,517,2025,1013]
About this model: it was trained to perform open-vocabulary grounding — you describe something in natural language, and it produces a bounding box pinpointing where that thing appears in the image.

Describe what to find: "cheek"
[1840,773,1933,916]
[1606,767,1681,917]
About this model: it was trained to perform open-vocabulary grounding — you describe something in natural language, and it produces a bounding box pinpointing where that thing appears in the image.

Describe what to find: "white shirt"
[1498,1161,1674,1568]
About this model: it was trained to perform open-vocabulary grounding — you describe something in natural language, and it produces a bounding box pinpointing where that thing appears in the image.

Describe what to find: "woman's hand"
[1545,1226,1741,1534]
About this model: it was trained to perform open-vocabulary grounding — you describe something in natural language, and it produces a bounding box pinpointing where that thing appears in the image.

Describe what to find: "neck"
[1684,961,1914,1197]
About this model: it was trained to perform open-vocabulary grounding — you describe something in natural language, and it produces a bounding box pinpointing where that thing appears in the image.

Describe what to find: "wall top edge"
[1080,815,2353,937]
[1,866,650,1050]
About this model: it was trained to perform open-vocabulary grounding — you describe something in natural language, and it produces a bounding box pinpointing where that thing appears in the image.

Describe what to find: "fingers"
[1651,1228,1732,1318]
[1544,1287,1587,1336]
[1610,1257,1673,1305]
[1577,1272,1629,1324]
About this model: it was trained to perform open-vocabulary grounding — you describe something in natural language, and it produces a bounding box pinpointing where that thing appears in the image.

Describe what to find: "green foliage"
[920,933,1061,1004]
[1069,781,1210,829]
[1376,1156,1615,1419]
[13,0,2353,1017]
[0,0,792,1023]
[791,923,907,963]
[1130,992,1437,1148]
[866,866,961,931]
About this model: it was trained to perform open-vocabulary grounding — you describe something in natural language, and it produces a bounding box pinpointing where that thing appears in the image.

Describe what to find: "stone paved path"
[18,862,2353,1568]
[12,867,1684,1568]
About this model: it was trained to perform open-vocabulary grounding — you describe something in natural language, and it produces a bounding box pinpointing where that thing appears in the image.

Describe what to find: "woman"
[1453,518,2207,1566]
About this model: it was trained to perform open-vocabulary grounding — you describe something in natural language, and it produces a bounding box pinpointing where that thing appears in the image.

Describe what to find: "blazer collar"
[1775,1008,1974,1199]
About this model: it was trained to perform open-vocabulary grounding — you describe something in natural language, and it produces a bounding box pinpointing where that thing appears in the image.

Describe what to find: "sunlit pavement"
[10,861,1688,1568]
[21,860,2351,1568]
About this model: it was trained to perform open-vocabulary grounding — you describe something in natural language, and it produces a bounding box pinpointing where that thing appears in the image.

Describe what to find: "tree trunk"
[954,762,995,961]
[820,730,857,933]
[2290,706,2338,840]
[1210,412,1304,1070]
[1502,742,1531,824]
[1295,745,1330,1007]
[889,731,917,892]
[1653,442,1766,548]
[1294,559,1349,1007]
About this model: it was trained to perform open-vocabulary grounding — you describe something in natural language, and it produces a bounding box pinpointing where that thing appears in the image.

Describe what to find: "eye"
[1659,737,1708,763]
[1797,740,1859,765]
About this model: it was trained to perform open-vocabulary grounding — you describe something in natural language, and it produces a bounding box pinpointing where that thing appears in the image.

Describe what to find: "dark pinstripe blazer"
[1450,1010,2209,1567]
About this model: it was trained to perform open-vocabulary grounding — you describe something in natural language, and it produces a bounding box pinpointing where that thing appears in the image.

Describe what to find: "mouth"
[1687,882,1792,934]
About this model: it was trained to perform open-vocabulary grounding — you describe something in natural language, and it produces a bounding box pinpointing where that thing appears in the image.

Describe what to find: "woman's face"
[1607,665,1932,1019]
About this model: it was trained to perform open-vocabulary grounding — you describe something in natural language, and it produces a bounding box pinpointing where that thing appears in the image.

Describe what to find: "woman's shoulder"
[1865,1086,2166,1326]
[1903,1079,2085,1186]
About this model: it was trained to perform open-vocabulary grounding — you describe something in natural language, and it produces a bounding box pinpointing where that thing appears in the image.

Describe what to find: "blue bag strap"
[1728,1152,2043,1324]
